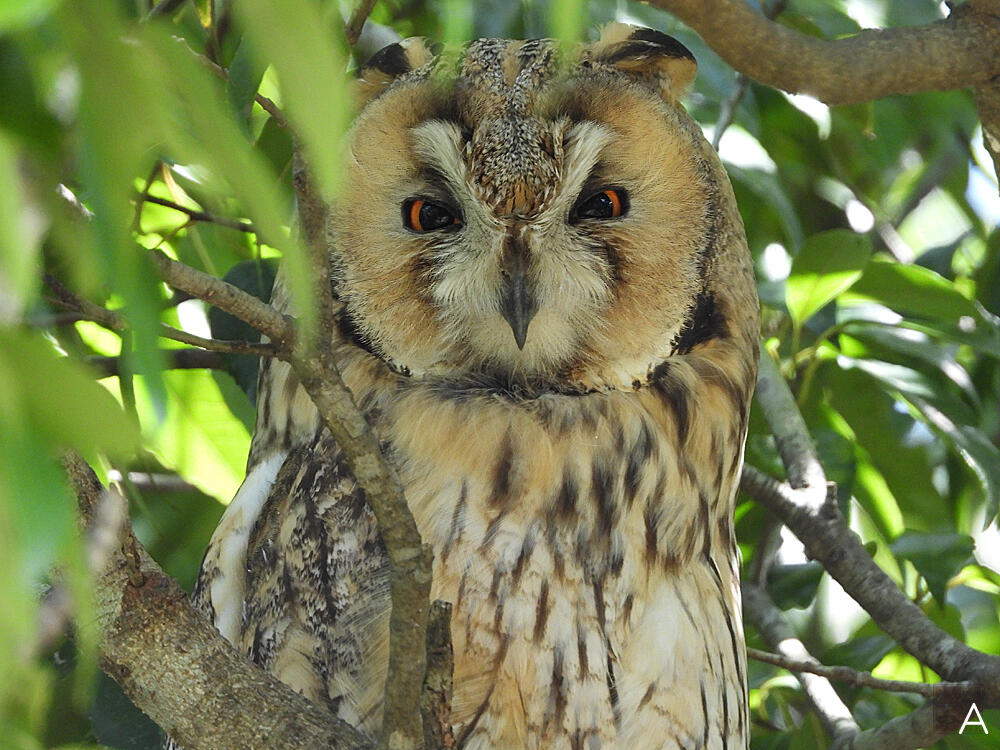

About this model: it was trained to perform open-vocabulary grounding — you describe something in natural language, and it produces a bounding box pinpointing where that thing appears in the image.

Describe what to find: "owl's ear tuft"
[589,23,697,100]
[356,37,435,106]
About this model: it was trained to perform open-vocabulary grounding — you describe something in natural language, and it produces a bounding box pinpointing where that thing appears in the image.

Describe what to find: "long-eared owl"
[188,23,759,750]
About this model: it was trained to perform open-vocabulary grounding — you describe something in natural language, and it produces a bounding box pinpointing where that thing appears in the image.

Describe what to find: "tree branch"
[137,193,257,233]
[835,701,965,750]
[746,647,977,700]
[754,346,827,492]
[63,452,373,750]
[744,583,860,742]
[741,465,1000,707]
[710,0,786,150]
[649,0,1000,104]
[145,249,293,347]
[45,273,279,361]
[291,157,433,750]
[87,349,228,378]
[345,0,380,46]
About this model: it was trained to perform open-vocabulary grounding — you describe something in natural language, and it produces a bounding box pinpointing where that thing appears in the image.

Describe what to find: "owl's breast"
[376,373,748,749]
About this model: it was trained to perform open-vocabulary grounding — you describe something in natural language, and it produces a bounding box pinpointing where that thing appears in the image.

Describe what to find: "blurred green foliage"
[0,0,997,747]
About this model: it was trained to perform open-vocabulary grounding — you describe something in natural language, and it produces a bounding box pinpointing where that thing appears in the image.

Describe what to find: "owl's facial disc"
[337,35,720,389]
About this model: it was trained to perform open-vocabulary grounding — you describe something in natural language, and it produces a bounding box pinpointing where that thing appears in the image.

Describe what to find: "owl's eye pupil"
[573,188,628,222]
[404,199,461,232]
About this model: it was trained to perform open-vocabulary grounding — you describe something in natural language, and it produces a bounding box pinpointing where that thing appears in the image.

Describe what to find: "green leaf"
[233,0,351,202]
[821,635,895,673]
[135,370,250,501]
[767,563,823,610]
[0,330,141,457]
[840,324,978,405]
[908,396,1000,520]
[891,532,974,607]
[844,256,978,322]
[728,165,805,251]
[842,356,976,426]
[61,4,168,414]
[786,229,870,326]
[0,0,58,30]
[0,131,39,320]
[208,258,278,402]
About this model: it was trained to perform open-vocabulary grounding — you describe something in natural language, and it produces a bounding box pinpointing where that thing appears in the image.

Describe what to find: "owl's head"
[332,24,756,391]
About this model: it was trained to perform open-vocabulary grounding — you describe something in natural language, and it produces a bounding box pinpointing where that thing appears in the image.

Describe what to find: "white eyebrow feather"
[559,120,615,202]
[411,120,467,189]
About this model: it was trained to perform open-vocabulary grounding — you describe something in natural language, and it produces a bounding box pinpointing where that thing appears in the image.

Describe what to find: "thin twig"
[138,193,257,233]
[44,275,127,332]
[747,647,979,699]
[157,324,277,356]
[712,76,749,150]
[188,41,291,129]
[345,0,380,46]
[87,349,229,378]
[44,273,281,358]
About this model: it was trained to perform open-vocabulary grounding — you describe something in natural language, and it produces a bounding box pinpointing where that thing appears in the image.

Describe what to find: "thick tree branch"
[837,702,965,750]
[649,0,1000,104]
[420,600,455,750]
[741,465,1000,707]
[63,453,372,750]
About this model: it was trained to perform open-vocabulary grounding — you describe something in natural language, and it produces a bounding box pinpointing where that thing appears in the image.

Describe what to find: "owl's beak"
[499,238,537,350]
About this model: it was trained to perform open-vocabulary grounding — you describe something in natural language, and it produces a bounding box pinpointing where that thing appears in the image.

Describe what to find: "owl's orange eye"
[403,199,462,232]
[572,188,628,222]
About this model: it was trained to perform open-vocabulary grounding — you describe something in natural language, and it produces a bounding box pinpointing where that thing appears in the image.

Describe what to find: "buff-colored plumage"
[184,24,759,750]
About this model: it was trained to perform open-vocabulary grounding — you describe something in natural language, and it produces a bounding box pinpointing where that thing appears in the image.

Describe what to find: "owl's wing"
[190,429,392,738]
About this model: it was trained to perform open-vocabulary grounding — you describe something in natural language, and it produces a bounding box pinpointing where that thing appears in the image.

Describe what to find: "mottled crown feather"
[355,26,696,215]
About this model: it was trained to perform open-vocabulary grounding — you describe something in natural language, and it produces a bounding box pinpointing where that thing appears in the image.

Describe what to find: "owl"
[185,23,759,750]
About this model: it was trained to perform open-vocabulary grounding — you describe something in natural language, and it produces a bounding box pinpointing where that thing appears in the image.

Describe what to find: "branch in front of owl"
[290,156,442,750]
[145,195,445,750]
[650,0,1000,105]
[62,451,375,750]
[345,0,380,45]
